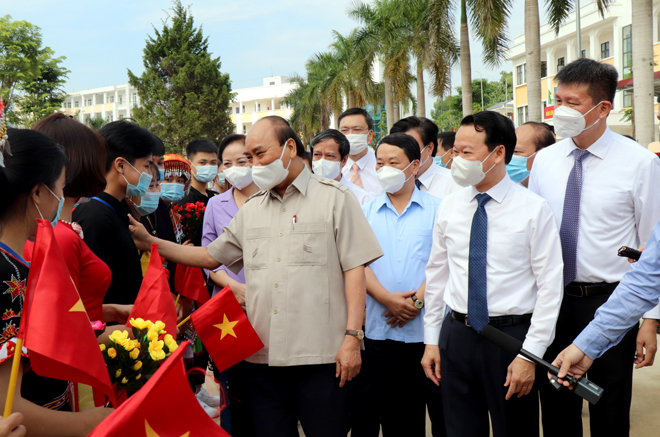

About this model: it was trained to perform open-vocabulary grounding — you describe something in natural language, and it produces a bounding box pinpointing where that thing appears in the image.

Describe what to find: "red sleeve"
[53,226,83,288]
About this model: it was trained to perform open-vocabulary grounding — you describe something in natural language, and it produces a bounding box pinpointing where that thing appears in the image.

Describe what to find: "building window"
[242,105,246,113]
[235,107,240,114]
[557,57,565,72]
[74,101,79,108]
[541,61,547,78]
[516,64,525,85]
[109,96,114,103]
[524,106,529,123]
[269,81,275,85]
[601,42,610,59]
[517,107,524,125]
[623,90,633,108]
[68,102,72,108]
[581,49,586,58]
[623,25,632,77]
[243,125,247,134]
[119,96,123,104]
[258,103,261,112]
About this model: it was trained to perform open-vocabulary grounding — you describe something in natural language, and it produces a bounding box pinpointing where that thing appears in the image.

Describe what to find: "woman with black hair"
[0,129,112,436]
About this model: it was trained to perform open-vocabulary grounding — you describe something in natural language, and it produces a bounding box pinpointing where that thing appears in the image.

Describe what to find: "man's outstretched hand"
[550,343,594,388]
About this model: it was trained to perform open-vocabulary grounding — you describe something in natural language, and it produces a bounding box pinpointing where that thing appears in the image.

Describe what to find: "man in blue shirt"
[553,218,660,382]
[358,133,444,436]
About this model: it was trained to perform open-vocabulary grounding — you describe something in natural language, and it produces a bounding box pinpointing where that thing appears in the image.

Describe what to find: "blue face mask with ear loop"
[160,183,185,202]
[434,149,453,168]
[34,185,64,228]
[122,160,152,197]
[130,191,160,216]
[506,152,537,183]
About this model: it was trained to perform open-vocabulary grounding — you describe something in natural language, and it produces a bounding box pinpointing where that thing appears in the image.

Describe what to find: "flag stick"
[175,293,181,306]
[4,338,23,417]
[177,315,191,328]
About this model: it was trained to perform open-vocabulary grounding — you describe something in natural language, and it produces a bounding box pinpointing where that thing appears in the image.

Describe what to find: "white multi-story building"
[59,76,296,134]
[507,0,660,138]
[60,84,139,123]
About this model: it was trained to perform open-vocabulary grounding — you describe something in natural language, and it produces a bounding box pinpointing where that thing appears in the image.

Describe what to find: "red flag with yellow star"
[191,286,263,373]
[174,264,210,305]
[19,219,114,403]
[87,340,229,437]
[126,244,177,335]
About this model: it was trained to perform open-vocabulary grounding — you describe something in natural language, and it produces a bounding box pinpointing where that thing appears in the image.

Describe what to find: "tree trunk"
[525,0,542,123]
[632,0,655,146]
[348,90,355,109]
[417,61,426,117]
[385,76,395,132]
[333,112,340,129]
[460,0,473,116]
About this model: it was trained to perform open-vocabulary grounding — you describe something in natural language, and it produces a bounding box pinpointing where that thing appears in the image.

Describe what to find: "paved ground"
[207,335,660,436]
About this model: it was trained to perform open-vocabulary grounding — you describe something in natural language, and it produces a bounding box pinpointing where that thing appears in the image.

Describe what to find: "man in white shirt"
[422,111,563,437]
[506,122,555,187]
[310,129,373,205]
[529,58,660,437]
[340,108,385,199]
[390,116,462,200]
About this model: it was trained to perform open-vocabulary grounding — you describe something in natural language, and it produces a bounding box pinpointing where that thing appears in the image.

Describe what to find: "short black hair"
[310,129,350,160]
[148,162,161,182]
[437,132,456,152]
[0,129,68,223]
[376,133,421,163]
[32,113,106,198]
[338,107,374,131]
[623,134,636,142]
[390,116,440,156]
[152,135,165,156]
[100,120,158,172]
[541,122,555,135]
[460,111,516,164]
[186,139,218,160]
[555,58,618,106]
[521,122,556,151]
[218,134,246,161]
[259,116,305,158]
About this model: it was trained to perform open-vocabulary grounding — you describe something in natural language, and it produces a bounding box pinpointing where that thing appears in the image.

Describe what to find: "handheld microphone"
[481,325,603,405]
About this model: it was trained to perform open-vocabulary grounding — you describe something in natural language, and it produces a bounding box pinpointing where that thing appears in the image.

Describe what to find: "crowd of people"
[0,56,658,437]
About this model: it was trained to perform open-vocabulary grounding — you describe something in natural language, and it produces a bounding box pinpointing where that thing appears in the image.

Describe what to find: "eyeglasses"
[340,127,369,135]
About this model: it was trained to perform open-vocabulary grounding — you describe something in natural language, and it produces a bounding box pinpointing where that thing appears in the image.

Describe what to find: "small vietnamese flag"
[126,244,177,336]
[19,219,114,403]
[87,340,229,437]
[174,264,210,305]
[191,286,263,373]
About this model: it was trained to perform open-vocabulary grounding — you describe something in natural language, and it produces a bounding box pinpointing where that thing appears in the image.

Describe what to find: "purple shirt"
[202,187,245,295]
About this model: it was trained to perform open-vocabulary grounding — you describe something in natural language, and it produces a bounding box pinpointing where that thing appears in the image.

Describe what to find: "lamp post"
[576,0,582,58]
[475,70,484,109]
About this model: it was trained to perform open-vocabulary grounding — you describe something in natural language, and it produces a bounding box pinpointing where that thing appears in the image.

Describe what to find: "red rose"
[186,213,191,218]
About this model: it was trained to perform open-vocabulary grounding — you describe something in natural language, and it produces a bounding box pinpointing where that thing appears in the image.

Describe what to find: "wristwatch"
[411,295,424,309]
[345,329,365,340]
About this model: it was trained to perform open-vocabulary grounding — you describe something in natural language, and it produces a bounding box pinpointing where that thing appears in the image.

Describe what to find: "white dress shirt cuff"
[642,304,660,320]
[521,339,547,361]
[424,326,442,345]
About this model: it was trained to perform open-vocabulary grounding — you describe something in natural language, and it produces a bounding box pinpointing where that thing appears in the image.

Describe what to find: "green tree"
[128,1,234,152]
[282,73,323,146]
[15,51,69,126]
[0,15,63,125]
[86,115,107,131]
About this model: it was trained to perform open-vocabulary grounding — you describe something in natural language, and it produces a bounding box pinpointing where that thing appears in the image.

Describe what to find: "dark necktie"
[468,193,492,333]
[559,149,590,286]
[415,179,422,189]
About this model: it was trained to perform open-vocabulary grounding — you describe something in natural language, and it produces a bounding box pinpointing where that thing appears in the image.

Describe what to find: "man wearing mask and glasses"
[127,116,383,437]
[506,122,555,187]
[339,108,385,199]
[529,58,660,437]
[422,111,563,437]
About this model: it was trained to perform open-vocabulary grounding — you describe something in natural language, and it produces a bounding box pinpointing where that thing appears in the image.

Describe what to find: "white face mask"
[223,165,253,190]
[553,101,603,138]
[376,161,415,194]
[312,159,341,180]
[450,148,498,187]
[251,143,291,191]
[345,134,369,155]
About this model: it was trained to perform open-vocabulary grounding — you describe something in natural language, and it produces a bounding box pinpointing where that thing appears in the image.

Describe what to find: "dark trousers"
[245,363,350,437]
[540,293,638,437]
[349,339,446,437]
[440,315,539,437]
[213,360,256,437]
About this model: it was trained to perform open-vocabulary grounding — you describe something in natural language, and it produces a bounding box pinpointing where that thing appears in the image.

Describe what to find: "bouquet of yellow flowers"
[101,318,178,393]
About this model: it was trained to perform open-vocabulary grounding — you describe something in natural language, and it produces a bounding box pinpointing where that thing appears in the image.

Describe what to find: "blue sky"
[5,0,530,106]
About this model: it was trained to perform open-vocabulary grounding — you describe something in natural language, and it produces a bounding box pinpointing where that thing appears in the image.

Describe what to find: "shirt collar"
[566,126,612,160]
[417,161,440,189]
[468,173,512,205]
[348,148,374,170]
[265,165,311,203]
[376,186,424,214]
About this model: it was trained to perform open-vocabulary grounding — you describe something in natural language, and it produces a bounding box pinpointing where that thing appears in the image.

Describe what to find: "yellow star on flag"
[145,419,189,437]
[214,313,238,340]
[69,299,86,313]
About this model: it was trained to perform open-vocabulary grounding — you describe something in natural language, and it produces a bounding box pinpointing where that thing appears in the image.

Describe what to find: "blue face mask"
[506,153,536,183]
[216,171,225,187]
[160,183,185,202]
[194,165,218,183]
[122,160,152,197]
[131,191,160,216]
[158,168,165,181]
[434,149,453,168]
[34,186,64,228]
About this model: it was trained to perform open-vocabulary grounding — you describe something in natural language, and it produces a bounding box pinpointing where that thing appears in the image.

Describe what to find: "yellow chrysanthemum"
[166,341,178,353]
[122,341,135,352]
[153,321,166,333]
[109,330,132,349]
[115,369,122,378]
[129,318,152,330]
[130,348,140,360]
[121,377,128,384]
[136,374,142,380]
[99,344,106,352]
[146,327,159,341]
[133,361,143,371]
[148,339,166,361]
[107,348,117,359]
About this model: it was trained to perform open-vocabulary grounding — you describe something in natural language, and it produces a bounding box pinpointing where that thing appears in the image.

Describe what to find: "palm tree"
[631,0,654,146]
[283,73,323,145]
